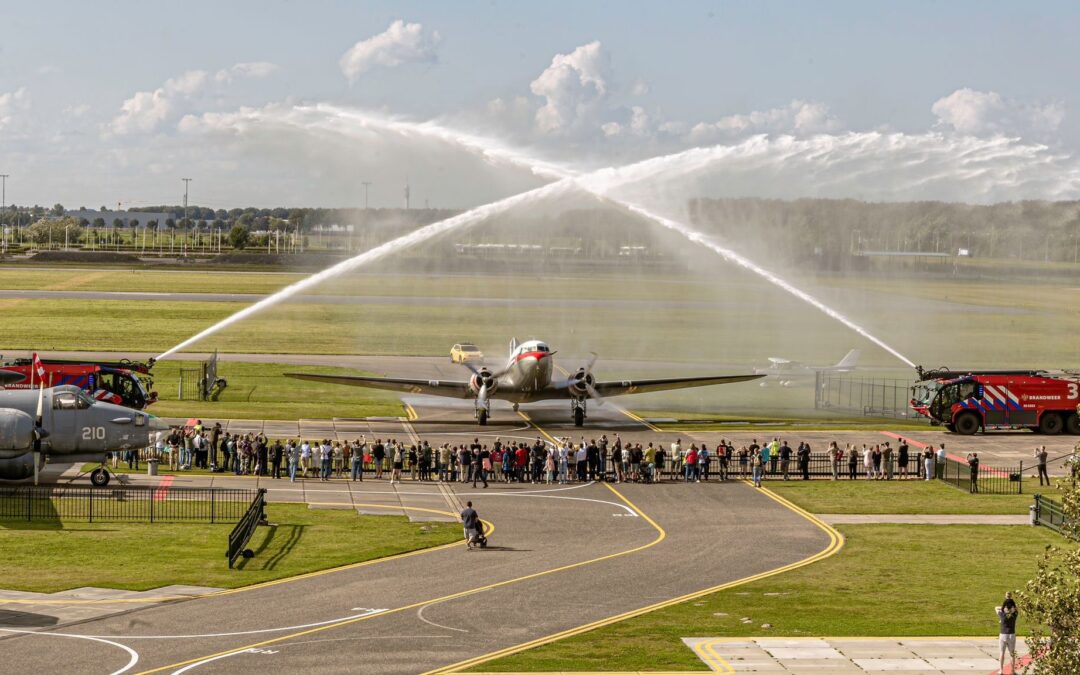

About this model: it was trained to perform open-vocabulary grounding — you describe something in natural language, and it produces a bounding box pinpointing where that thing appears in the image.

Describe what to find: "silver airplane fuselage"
[470,340,555,403]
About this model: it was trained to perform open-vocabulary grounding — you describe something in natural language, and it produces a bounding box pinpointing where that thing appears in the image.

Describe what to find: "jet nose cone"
[148,415,169,433]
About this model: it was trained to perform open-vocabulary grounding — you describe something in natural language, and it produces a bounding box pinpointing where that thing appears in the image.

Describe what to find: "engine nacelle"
[0,451,35,480]
[0,409,35,452]
[569,369,595,397]
[469,370,498,396]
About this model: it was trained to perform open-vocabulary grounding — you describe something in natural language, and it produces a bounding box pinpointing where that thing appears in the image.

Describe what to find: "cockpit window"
[53,393,82,408]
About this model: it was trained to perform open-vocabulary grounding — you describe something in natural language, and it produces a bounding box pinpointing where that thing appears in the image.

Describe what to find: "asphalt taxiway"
[0,479,836,674]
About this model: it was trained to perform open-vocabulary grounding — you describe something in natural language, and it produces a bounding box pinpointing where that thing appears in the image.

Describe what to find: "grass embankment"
[475,524,1066,672]
[147,360,401,421]
[0,502,459,593]
[761,477,1052,515]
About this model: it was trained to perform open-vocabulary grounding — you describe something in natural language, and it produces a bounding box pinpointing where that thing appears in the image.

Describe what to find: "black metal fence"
[0,485,257,523]
[939,457,1024,495]
[815,372,925,420]
[227,488,267,568]
[1032,494,1069,536]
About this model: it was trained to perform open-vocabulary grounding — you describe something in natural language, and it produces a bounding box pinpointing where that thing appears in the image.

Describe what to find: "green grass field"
[0,502,460,593]
[3,264,1079,422]
[1,266,1078,371]
[759,477,1051,515]
[147,360,401,420]
[473,524,1067,672]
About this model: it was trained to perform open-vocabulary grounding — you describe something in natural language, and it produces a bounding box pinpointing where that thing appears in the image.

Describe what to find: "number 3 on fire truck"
[1069,383,1079,400]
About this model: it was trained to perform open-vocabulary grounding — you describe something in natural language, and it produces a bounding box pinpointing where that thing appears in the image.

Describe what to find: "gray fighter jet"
[0,385,169,486]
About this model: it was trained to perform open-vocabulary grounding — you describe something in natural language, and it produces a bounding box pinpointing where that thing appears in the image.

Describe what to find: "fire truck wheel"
[1039,413,1064,436]
[1063,413,1080,435]
[954,412,981,435]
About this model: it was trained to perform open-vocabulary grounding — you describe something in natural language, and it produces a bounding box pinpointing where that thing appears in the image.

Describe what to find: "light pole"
[361,181,372,209]
[0,174,7,253]
[182,178,192,256]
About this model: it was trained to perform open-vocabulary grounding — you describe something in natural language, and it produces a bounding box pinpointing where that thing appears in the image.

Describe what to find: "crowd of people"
[124,425,985,487]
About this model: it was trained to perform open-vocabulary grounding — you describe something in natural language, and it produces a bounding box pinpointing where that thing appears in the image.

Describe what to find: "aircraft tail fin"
[836,349,861,369]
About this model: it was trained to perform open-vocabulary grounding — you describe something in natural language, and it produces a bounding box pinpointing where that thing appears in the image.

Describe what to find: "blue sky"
[2,1,1079,207]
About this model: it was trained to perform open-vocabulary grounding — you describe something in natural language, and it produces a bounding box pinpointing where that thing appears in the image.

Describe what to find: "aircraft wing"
[590,373,764,397]
[283,373,472,398]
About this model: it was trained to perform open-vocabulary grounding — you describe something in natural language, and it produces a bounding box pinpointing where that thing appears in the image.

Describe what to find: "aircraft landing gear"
[512,403,519,413]
[475,399,491,426]
[572,399,586,427]
[90,467,110,487]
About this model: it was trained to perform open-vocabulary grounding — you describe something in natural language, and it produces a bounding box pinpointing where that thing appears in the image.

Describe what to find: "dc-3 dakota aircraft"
[286,338,764,426]
[0,385,168,486]
[753,349,861,387]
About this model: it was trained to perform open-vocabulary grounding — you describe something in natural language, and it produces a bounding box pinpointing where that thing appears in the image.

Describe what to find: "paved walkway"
[684,637,1028,673]
[818,514,1030,525]
[0,586,221,629]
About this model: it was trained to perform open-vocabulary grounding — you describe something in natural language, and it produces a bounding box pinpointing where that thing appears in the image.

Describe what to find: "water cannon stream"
[155,109,918,369]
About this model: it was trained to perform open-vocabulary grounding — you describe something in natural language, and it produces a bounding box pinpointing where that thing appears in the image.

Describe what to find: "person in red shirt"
[515,445,528,483]
[685,446,698,482]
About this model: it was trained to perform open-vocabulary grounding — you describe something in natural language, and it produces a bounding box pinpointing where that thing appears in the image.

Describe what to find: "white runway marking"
[83,608,387,640]
[416,598,470,633]
[467,484,638,516]
[0,628,140,675]
[170,648,261,674]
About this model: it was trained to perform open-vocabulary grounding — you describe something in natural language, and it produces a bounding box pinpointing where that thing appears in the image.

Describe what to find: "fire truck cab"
[0,357,156,410]
[911,368,1080,435]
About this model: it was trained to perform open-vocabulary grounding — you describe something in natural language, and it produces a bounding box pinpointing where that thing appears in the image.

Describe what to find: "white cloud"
[630,79,650,96]
[215,61,279,83]
[931,88,1065,136]
[530,41,610,135]
[0,87,32,130]
[601,106,652,138]
[64,103,91,118]
[111,64,279,136]
[339,20,441,82]
[688,100,841,142]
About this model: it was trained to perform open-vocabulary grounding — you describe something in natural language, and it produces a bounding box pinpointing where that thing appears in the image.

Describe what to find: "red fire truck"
[0,356,156,409]
[910,367,1080,435]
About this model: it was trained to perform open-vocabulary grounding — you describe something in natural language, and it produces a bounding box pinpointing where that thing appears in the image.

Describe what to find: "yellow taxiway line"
[426,479,843,674]
[135,483,666,674]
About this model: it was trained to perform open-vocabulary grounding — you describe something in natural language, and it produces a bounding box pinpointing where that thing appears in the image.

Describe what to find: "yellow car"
[450,343,484,364]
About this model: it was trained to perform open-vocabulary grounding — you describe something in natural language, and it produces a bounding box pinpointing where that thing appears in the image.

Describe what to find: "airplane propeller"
[458,361,511,412]
[570,352,606,405]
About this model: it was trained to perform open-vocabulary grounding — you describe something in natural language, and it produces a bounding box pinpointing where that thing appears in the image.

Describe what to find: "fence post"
[211,489,216,524]
[1018,461,1023,495]
[149,487,154,523]
[26,487,31,522]
[88,486,93,523]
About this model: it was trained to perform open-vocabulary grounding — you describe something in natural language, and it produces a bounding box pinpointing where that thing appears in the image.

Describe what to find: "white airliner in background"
[286,338,763,426]
[754,349,861,387]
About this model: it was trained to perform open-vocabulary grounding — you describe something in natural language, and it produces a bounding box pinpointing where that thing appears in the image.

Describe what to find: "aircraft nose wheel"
[478,410,489,426]
[90,468,110,487]
[572,400,586,427]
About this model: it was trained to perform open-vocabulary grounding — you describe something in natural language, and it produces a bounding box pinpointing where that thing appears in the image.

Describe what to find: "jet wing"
[590,373,764,397]
[284,373,472,398]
